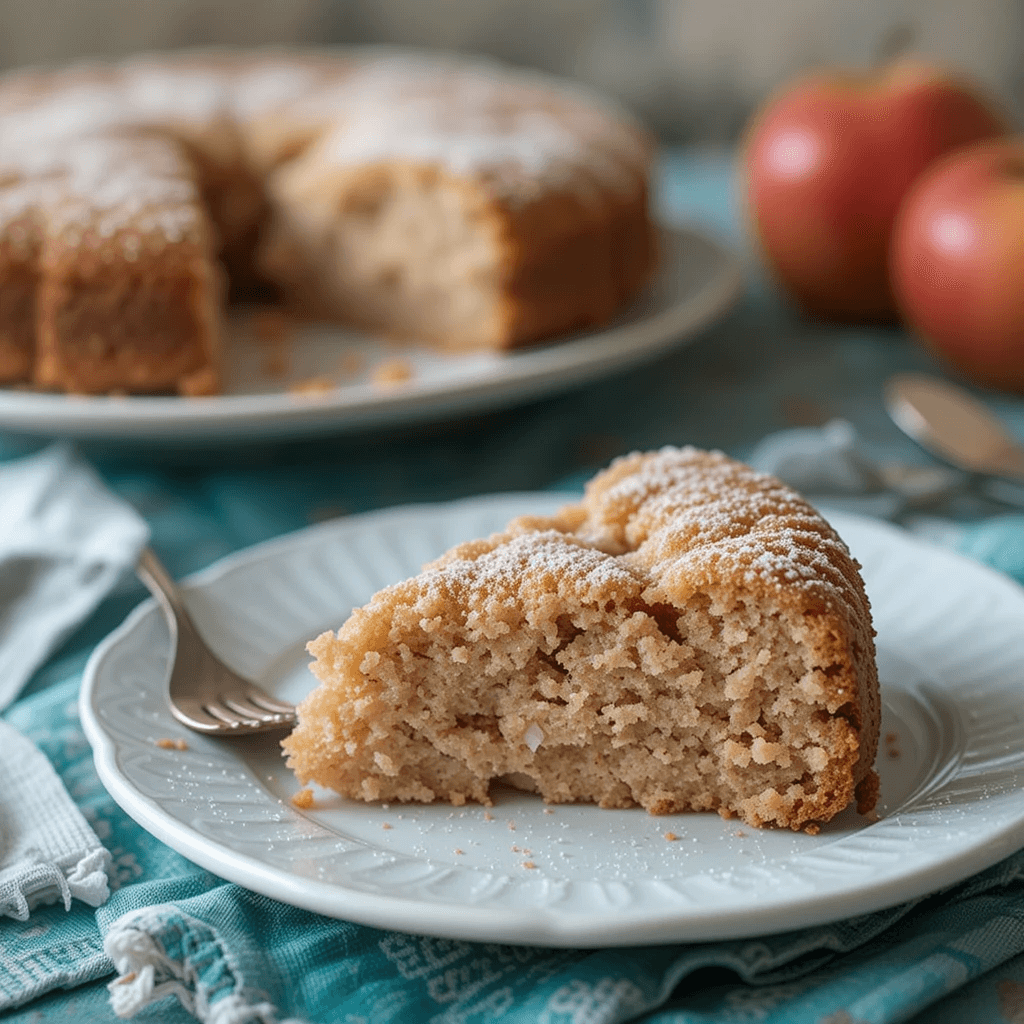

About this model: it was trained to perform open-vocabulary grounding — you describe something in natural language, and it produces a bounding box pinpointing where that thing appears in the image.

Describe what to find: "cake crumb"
[483,811,494,821]
[289,376,336,397]
[252,309,293,345]
[543,808,554,815]
[371,357,414,387]
[335,350,364,378]
[522,860,536,870]
[382,822,393,830]
[885,730,901,759]
[734,830,746,837]
[155,737,188,750]
[180,366,219,397]
[454,848,464,855]
[507,821,516,831]
[664,832,679,842]
[511,844,520,852]
[291,788,315,809]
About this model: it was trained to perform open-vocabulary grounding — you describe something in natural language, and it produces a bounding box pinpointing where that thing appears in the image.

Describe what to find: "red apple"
[744,60,1007,321]
[891,137,1024,392]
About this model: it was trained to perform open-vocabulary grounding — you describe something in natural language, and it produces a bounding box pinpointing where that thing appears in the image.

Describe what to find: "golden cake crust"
[283,448,880,832]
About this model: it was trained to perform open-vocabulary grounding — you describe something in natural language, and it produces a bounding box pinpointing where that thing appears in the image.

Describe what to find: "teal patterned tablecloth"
[6,148,1024,1023]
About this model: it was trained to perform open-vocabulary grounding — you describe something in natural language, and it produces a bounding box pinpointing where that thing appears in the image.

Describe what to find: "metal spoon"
[885,373,1024,482]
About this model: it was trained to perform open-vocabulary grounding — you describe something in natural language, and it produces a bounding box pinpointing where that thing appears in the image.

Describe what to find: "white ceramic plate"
[81,495,1024,947]
[1,225,739,441]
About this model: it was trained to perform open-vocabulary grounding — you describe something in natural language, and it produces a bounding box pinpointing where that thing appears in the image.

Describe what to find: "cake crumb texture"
[282,447,881,832]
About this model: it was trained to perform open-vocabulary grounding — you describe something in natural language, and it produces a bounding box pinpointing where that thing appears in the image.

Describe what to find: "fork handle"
[136,547,199,642]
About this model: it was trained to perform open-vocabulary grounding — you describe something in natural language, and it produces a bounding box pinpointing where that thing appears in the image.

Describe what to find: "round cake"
[0,49,657,395]
[283,447,881,833]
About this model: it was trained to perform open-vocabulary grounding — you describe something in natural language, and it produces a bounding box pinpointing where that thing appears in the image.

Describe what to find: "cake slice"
[34,136,222,395]
[287,448,880,832]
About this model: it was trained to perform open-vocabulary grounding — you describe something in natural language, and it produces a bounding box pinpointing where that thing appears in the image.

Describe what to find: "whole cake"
[0,49,656,395]
[283,448,881,832]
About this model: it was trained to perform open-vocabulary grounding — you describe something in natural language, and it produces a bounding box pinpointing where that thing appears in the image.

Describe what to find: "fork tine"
[245,690,295,715]
[203,702,251,729]
[136,547,298,737]
[222,695,289,724]
[170,701,232,732]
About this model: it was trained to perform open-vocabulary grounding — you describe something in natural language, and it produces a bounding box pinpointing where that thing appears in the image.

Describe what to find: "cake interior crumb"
[291,788,315,809]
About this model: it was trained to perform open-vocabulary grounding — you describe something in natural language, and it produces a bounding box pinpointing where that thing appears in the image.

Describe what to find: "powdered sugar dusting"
[2,136,204,245]
[0,46,648,248]
[574,446,861,611]
[293,52,647,201]
[385,528,642,615]
[358,448,867,644]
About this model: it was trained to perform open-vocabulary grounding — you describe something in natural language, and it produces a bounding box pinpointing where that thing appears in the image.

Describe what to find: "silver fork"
[136,548,297,735]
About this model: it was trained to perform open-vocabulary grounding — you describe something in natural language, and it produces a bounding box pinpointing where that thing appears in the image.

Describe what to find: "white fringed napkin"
[0,443,150,919]
[0,443,149,710]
